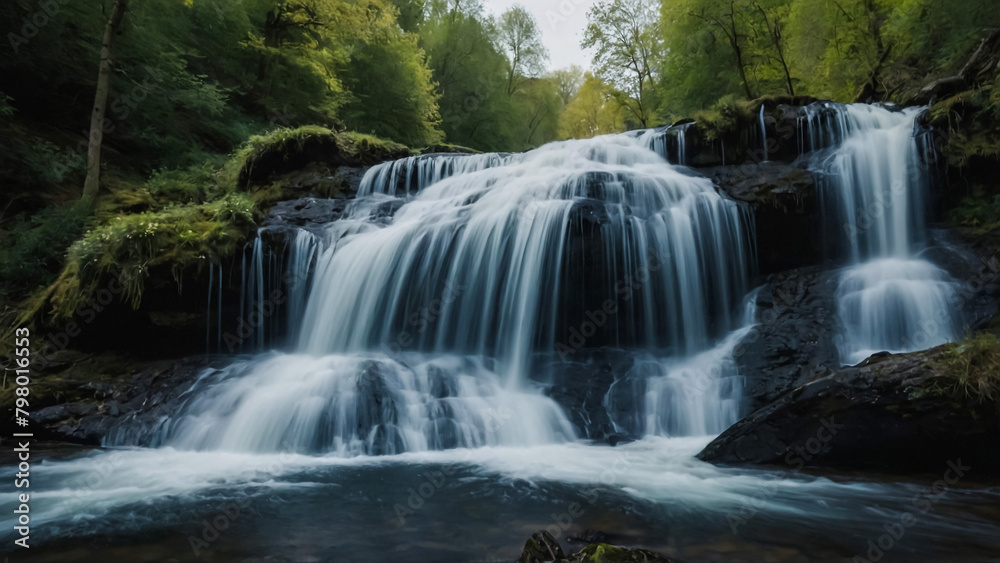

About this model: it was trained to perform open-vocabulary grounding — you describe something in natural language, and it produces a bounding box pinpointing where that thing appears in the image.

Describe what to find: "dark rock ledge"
[698,345,1000,476]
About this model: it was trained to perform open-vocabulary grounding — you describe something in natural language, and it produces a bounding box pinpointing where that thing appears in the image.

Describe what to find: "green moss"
[692,95,758,141]
[337,131,410,159]
[929,85,1000,168]
[235,126,411,189]
[929,90,984,125]
[15,124,408,326]
[145,156,232,204]
[931,332,1000,408]
[569,543,670,563]
[241,125,336,159]
[947,194,1000,234]
[31,192,256,321]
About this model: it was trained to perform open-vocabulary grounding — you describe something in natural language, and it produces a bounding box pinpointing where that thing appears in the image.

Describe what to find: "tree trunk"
[82,0,128,204]
[735,47,753,99]
[728,4,753,99]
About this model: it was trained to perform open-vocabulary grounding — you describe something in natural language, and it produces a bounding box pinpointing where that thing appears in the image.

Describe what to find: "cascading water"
[635,122,693,165]
[143,133,756,457]
[358,152,520,197]
[802,103,962,364]
[759,105,768,160]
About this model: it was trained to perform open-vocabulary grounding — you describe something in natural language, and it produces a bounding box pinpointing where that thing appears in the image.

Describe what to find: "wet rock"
[566,529,610,546]
[698,345,1000,475]
[706,162,826,274]
[563,543,675,563]
[518,531,675,563]
[537,349,638,443]
[519,530,566,563]
[735,263,843,411]
[33,405,70,424]
[262,197,350,230]
[923,228,1000,330]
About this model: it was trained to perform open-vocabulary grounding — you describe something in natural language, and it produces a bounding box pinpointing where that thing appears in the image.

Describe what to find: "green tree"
[497,5,548,95]
[558,73,625,139]
[342,30,443,146]
[550,65,585,106]
[82,0,129,204]
[582,0,663,127]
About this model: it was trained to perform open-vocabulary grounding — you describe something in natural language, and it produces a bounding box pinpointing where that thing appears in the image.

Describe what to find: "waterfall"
[759,105,768,161]
[298,135,753,381]
[677,122,690,165]
[635,122,693,165]
[358,152,520,197]
[803,103,962,364]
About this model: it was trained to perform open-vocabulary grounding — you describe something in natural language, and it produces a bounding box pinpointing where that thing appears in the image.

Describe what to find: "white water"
[635,122,692,165]
[137,353,577,455]
[803,103,962,364]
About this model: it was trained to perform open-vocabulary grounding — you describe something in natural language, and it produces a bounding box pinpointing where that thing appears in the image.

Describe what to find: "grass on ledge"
[933,332,1000,407]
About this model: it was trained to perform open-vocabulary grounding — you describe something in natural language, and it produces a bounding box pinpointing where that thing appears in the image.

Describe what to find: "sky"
[482,0,596,72]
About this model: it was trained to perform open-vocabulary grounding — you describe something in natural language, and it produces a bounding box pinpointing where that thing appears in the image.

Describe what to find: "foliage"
[558,74,626,139]
[417,0,562,150]
[0,0,441,172]
[656,0,1000,116]
[550,66,586,106]
[342,31,443,147]
[932,332,1000,408]
[0,203,91,297]
[583,0,663,127]
[947,195,1000,235]
[0,92,13,117]
[497,5,549,96]
[40,193,256,319]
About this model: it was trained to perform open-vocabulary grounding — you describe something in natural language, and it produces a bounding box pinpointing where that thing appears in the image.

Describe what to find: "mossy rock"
[698,338,1000,475]
[565,543,674,563]
[236,127,412,189]
[517,531,674,563]
[421,143,481,155]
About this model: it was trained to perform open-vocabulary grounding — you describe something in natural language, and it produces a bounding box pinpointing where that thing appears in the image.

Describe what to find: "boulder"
[518,531,675,563]
[734,263,842,411]
[706,162,825,274]
[698,344,1000,475]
